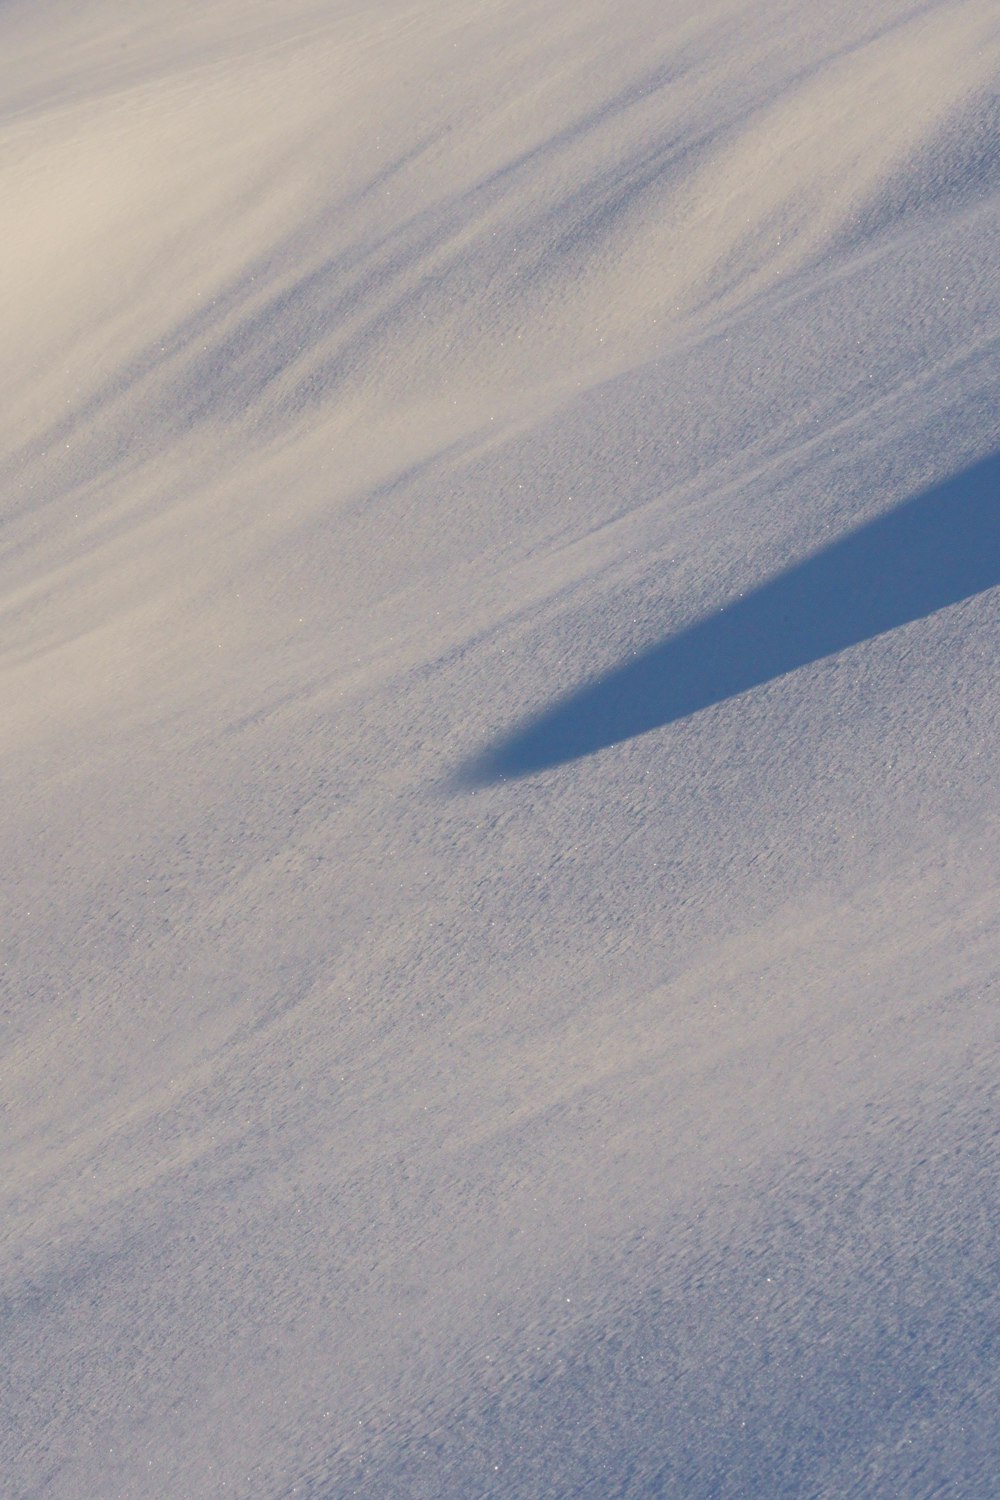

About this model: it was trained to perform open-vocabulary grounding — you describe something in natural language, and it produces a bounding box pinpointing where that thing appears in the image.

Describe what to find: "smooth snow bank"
[2,2,999,1497]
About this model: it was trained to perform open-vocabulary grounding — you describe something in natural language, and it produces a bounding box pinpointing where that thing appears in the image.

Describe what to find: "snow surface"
[2,2,999,1495]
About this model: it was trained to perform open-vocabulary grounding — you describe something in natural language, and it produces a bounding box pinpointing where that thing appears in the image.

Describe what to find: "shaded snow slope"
[3,2,999,1496]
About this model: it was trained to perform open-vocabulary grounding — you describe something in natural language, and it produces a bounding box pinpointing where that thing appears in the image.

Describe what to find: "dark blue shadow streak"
[463,451,999,783]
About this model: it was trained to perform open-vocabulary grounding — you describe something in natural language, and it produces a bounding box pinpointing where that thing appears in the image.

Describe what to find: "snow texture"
[2,2,999,1496]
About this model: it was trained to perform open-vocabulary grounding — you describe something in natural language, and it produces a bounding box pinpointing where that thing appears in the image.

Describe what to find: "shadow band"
[463,451,1000,783]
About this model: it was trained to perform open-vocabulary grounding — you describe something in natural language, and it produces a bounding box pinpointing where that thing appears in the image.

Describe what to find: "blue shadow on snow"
[461,450,999,783]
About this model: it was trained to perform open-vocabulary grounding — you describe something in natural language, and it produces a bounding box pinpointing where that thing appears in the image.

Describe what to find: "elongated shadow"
[462,451,999,783]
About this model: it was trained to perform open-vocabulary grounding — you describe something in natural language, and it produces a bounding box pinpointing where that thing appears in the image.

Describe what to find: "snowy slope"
[2,2,999,1496]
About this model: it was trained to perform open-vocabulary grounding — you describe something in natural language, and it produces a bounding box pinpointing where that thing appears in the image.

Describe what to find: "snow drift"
[3,2,999,1495]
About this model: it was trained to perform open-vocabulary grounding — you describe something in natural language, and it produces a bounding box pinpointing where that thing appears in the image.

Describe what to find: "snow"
[2,2,998,1495]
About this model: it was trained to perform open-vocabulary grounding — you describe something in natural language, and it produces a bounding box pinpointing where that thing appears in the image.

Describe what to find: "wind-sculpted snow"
[2,2,999,1497]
